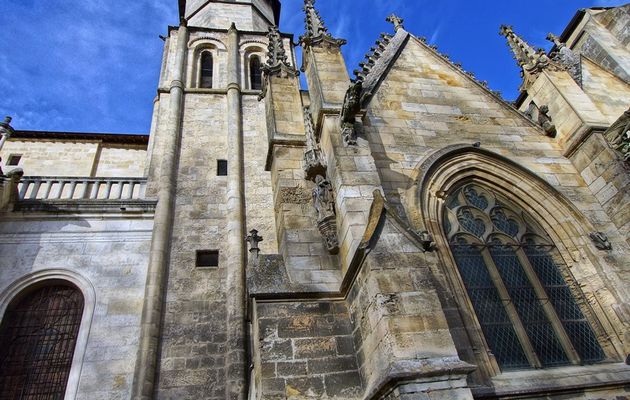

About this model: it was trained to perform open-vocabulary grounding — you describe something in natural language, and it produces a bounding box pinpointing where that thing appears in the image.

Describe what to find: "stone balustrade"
[17,176,147,201]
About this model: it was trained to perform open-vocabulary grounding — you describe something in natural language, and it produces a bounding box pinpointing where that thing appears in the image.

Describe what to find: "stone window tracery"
[443,183,605,371]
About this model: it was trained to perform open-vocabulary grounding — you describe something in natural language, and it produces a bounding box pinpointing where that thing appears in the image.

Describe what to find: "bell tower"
[179,0,281,30]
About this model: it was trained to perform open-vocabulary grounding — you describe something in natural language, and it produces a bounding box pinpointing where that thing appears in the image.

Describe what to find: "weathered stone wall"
[94,144,148,177]
[359,34,630,393]
[0,139,147,178]
[569,8,630,83]
[187,1,273,31]
[570,132,630,244]
[347,214,472,399]
[269,145,339,287]
[580,58,630,123]
[156,93,231,398]
[0,214,153,400]
[243,95,278,253]
[302,44,350,126]
[255,300,362,399]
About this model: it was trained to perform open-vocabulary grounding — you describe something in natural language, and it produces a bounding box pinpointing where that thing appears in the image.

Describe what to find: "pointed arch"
[408,144,624,376]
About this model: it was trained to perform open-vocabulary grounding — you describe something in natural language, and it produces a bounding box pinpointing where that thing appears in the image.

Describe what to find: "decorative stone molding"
[279,186,311,204]
[604,107,630,166]
[303,106,327,181]
[259,26,299,100]
[547,32,582,86]
[339,80,362,146]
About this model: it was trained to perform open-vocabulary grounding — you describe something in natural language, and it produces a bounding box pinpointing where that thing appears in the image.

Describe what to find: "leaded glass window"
[443,184,604,371]
[250,56,262,90]
[0,284,84,399]
[200,51,213,89]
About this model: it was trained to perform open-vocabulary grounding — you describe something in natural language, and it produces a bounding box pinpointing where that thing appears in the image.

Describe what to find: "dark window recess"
[196,250,219,268]
[0,284,84,400]
[217,159,228,176]
[6,155,21,166]
[200,52,213,89]
[250,56,263,90]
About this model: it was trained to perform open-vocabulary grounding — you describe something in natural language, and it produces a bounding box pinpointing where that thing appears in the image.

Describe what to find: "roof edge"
[12,130,149,145]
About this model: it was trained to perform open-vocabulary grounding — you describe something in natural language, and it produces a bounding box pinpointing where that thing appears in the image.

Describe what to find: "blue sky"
[0,0,626,133]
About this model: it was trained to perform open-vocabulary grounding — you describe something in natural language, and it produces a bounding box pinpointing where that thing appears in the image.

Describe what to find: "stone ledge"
[365,357,477,400]
[473,362,630,399]
[14,199,157,214]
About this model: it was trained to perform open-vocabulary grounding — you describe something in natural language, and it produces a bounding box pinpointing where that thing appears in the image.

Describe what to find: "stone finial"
[589,231,612,251]
[538,105,557,138]
[259,26,299,100]
[303,106,327,181]
[386,14,404,32]
[546,32,563,48]
[300,0,346,47]
[265,26,290,69]
[0,116,14,136]
[604,107,630,165]
[246,229,264,253]
[500,25,557,90]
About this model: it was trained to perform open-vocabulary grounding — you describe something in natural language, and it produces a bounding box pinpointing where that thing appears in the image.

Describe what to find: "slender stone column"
[225,22,247,400]
[131,22,188,400]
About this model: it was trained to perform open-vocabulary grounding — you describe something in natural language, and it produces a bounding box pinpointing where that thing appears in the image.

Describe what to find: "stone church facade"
[0,1,629,399]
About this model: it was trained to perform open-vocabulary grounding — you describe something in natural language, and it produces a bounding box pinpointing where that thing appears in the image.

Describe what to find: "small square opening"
[7,155,22,166]
[196,250,219,268]
[217,160,228,176]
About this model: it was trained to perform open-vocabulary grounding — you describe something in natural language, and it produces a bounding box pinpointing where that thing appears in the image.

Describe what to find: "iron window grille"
[0,284,84,400]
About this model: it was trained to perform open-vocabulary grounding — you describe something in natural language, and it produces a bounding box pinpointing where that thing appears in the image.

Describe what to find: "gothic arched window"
[200,51,214,88]
[0,283,84,399]
[443,183,605,371]
[250,55,262,90]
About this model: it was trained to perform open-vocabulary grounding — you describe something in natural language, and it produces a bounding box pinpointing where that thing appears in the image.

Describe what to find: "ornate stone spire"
[300,0,346,47]
[264,26,292,70]
[303,106,327,181]
[259,26,299,100]
[500,25,557,90]
[386,14,404,32]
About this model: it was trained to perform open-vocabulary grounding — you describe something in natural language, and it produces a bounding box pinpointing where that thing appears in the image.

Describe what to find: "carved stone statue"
[538,105,557,138]
[418,230,436,252]
[339,80,363,146]
[313,175,335,221]
[312,175,339,254]
[604,107,630,165]
[589,232,612,251]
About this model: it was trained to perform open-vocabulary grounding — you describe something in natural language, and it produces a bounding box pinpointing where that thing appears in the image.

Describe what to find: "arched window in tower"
[0,283,84,399]
[200,51,214,88]
[250,55,263,90]
[443,183,605,371]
